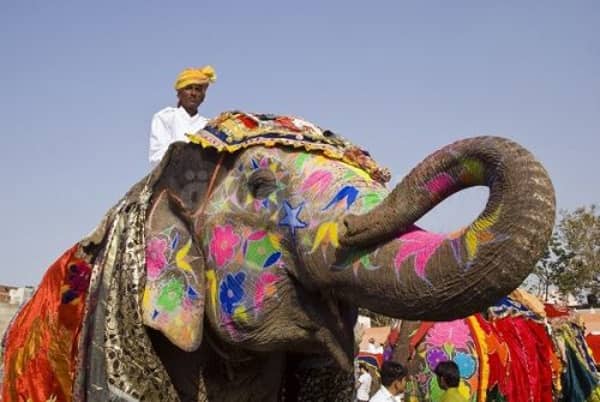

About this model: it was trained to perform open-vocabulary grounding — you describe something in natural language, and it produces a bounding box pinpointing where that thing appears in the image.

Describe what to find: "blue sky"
[1,1,598,286]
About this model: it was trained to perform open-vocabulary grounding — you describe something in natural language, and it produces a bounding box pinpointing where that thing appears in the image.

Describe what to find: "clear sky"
[1,1,598,286]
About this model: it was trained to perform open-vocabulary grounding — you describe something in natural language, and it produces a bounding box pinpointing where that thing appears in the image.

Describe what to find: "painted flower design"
[426,347,449,370]
[146,237,168,279]
[157,278,185,312]
[244,231,282,270]
[300,170,333,195]
[394,229,446,281]
[454,351,477,379]
[61,261,92,304]
[426,320,471,349]
[209,224,241,267]
[219,272,246,315]
[254,272,279,311]
[394,229,446,280]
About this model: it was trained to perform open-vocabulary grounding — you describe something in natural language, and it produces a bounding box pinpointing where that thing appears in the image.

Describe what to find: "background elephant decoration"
[1,111,555,401]
[385,289,600,402]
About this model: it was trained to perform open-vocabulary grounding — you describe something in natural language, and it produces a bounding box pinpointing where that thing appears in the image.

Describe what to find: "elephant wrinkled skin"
[1,112,555,401]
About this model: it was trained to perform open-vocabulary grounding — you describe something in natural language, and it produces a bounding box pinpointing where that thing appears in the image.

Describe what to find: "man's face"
[436,374,447,390]
[391,377,406,395]
[177,83,208,112]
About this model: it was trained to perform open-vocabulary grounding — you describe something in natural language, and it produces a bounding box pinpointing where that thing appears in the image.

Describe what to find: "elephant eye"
[247,169,278,199]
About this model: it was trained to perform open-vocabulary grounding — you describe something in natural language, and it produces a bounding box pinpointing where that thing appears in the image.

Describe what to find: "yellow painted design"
[175,239,193,271]
[311,222,339,252]
[461,158,485,185]
[142,288,151,308]
[206,270,218,318]
[313,155,328,166]
[268,233,281,249]
[465,206,502,259]
[345,163,371,180]
[468,316,489,402]
[233,305,249,323]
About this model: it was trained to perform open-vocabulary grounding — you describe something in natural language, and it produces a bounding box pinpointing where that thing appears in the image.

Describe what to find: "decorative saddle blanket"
[188,111,391,184]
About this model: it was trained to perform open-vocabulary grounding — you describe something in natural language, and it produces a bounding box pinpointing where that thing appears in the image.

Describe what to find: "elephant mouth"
[298,287,357,370]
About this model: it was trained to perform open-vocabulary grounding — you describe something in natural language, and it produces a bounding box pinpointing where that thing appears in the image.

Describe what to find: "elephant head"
[142,112,555,374]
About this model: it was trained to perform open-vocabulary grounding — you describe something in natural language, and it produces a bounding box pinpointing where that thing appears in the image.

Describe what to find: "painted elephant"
[0,111,555,401]
[385,290,600,402]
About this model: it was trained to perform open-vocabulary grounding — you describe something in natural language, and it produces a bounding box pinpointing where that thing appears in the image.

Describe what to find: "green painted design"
[157,277,185,312]
[443,342,455,357]
[461,158,485,185]
[361,191,385,213]
[295,152,311,171]
[245,236,279,270]
[360,254,377,270]
[343,170,356,180]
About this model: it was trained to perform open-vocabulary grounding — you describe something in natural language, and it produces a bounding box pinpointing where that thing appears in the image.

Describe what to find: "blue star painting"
[279,200,308,237]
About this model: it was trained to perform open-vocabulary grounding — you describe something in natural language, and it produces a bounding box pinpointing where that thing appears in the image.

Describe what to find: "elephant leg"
[281,355,355,402]
[147,327,205,402]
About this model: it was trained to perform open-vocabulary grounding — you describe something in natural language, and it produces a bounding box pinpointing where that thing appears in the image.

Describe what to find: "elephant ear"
[142,142,224,351]
[142,190,206,351]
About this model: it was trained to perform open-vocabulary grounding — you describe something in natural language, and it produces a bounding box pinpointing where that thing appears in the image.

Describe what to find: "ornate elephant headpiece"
[188,111,391,184]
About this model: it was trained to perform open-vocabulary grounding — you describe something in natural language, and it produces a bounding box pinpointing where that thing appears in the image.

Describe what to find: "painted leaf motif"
[311,221,339,252]
[394,230,446,281]
[175,239,193,272]
[322,186,359,211]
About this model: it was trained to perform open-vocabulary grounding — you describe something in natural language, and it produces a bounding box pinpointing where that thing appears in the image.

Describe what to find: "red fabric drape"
[1,245,91,402]
[493,317,554,402]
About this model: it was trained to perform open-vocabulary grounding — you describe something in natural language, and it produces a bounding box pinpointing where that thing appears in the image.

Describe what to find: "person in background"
[370,361,407,402]
[367,337,378,354]
[149,65,216,168]
[356,362,373,402]
[434,361,468,402]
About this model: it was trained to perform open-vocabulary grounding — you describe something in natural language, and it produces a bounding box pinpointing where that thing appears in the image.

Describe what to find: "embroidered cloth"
[187,111,391,184]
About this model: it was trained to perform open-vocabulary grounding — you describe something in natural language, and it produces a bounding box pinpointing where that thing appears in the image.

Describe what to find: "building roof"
[576,309,600,335]
[359,326,391,351]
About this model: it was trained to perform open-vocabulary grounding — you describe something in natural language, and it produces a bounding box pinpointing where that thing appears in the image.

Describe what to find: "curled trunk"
[335,137,555,320]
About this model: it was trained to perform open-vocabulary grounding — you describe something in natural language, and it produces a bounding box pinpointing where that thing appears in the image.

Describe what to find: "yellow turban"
[174,65,217,90]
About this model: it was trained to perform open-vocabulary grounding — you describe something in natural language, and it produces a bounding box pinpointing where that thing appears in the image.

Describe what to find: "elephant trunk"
[335,136,555,320]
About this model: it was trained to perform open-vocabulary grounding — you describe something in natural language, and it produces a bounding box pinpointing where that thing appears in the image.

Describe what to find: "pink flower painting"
[425,320,471,349]
[146,237,168,279]
[254,272,279,311]
[209,224,241,267]
[300,170,333,195]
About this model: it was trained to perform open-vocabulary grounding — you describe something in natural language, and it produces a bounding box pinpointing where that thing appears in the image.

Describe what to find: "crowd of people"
[356,359,467,402]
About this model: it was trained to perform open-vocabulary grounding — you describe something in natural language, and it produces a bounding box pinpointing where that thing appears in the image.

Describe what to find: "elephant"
[385,290,600,402]
[0,111,555,401]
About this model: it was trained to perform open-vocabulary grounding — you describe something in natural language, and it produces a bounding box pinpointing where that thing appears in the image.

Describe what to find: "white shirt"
[357,372,373,401]
[149,106,209,168]
[370,386,404,402]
